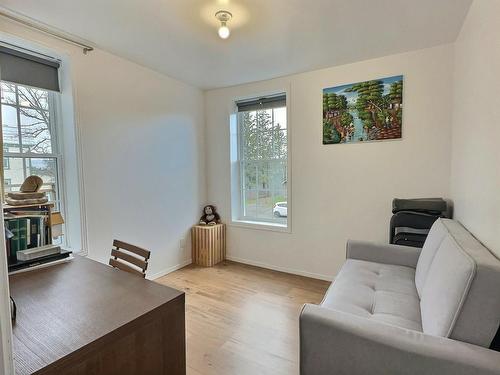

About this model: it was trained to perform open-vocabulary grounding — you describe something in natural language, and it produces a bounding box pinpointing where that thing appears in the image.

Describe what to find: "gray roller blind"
[0,46,60,92]
[236,94,286,112]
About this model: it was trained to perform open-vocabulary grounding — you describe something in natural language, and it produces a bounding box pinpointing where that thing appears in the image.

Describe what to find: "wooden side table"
[191,224,226,266]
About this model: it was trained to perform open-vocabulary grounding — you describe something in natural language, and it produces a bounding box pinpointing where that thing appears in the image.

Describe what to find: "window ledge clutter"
[5,176,48,206]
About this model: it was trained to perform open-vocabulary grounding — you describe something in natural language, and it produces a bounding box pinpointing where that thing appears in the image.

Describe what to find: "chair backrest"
[109,239,151,278]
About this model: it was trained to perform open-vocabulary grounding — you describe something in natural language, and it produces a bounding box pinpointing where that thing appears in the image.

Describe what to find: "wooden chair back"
[109,239,151,278]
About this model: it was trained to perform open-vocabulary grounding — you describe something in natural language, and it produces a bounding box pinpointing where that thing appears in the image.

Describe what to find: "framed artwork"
[323,75,403,144]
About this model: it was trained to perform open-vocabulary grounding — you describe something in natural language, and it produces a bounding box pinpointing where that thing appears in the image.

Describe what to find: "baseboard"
[148,259,192,280]
[226,256,333,281]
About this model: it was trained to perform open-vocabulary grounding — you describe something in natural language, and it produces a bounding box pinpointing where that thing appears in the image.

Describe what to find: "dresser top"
[9,255,183,374]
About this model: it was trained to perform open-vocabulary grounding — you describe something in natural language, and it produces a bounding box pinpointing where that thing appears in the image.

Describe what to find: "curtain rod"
[0,8,93,54]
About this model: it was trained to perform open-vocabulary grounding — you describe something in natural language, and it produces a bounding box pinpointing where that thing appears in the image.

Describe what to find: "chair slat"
[109,258,145,278]
[111,248,147,271]
[113,239,150,259]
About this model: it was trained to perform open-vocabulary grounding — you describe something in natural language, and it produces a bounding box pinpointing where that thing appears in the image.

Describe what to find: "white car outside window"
[273,202,287,217]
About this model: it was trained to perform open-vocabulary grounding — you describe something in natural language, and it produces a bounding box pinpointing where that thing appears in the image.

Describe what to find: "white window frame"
[230,89,292,233]
[1,82,63,211]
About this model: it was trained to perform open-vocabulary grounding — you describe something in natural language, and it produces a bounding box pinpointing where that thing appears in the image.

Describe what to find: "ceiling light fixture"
[215,10,232,39]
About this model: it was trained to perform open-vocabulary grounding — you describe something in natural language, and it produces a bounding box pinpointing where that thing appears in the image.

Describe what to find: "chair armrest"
[346,239,421,267]
[300,304,500,375]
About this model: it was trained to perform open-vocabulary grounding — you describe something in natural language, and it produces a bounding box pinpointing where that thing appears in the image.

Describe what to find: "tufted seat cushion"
[321,259,422,331]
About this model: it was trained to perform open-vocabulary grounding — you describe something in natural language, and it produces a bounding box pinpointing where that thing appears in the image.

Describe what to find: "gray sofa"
[300,219,500,374]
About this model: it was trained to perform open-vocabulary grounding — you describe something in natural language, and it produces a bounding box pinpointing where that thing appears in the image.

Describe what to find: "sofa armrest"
[346,239,421,267]
[300,304,500,375]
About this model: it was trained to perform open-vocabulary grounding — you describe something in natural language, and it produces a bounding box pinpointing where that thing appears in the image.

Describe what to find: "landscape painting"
[323,75,403,144]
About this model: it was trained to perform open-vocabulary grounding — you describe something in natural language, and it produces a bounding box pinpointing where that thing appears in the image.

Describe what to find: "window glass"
[1,82,16,104]
[3,157,25,189]
[20,108,52,154]
[2,104,20,153]
[18,85,49,110]
[1,81,61,208]
[237,100,288,225]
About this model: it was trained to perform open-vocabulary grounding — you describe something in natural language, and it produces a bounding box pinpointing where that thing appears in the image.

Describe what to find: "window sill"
[229,219,291,233]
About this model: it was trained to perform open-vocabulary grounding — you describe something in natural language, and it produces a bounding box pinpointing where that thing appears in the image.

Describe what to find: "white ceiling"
[0,0,472,89]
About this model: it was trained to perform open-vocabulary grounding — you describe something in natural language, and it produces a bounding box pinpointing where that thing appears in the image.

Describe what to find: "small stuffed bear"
[199,205,221,226]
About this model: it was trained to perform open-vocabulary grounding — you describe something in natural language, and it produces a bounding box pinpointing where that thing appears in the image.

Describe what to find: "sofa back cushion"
[415,219,448,297]
[420,235,475,337]
[419,219,500,347]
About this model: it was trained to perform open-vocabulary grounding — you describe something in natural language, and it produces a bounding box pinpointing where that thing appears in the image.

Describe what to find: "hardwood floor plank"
[155,261,330,375]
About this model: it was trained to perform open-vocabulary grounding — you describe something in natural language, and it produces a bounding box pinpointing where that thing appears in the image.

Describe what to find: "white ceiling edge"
[0,1,473,90]
[202,41,460,93]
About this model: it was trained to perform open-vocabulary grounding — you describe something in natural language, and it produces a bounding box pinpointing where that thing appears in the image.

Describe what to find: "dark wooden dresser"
[9,256,185,375]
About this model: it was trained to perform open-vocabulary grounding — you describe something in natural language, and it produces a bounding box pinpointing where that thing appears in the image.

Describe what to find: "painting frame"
[322,75,404,145]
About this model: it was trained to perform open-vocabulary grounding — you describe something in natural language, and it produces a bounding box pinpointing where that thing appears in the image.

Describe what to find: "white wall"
[206,45,454,279]
[74,50,206,278]
[450,0,500,258]
[0,19,206,278]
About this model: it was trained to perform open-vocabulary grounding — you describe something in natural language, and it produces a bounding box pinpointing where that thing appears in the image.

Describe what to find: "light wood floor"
[156,261,330,375]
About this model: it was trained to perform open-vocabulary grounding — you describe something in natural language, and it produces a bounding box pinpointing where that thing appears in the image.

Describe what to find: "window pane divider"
[4,152,58,158]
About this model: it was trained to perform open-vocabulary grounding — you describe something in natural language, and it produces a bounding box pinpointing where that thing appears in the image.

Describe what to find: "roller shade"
[0,46,60,92]
[236,94,286,112]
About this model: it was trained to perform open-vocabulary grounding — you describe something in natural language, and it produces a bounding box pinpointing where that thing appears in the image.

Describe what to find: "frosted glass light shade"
[218,25,230,39]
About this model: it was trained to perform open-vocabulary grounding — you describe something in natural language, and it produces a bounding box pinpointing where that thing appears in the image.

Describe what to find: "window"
[1,81,61,207]
[232,94,289,227]
[2,148,9,170]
